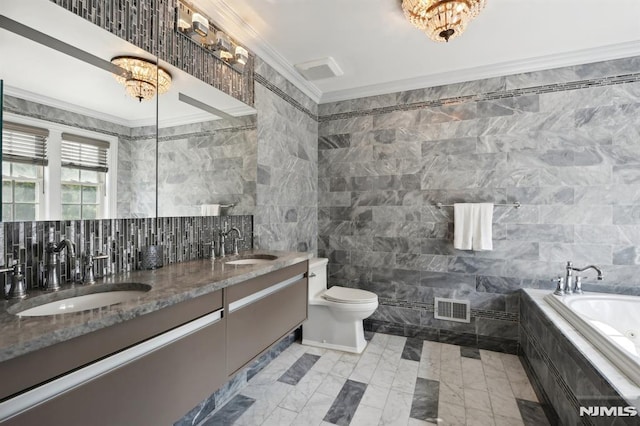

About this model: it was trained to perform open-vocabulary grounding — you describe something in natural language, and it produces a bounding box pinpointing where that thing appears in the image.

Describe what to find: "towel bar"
[435,202,521,209]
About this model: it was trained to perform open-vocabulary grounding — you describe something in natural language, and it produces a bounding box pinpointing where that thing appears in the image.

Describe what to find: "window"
[2,162,41,221]
[1,121,48,221]
[60,133,109,220]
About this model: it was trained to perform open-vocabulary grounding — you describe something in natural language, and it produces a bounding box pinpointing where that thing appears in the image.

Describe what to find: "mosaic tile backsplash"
[0,215,253,292]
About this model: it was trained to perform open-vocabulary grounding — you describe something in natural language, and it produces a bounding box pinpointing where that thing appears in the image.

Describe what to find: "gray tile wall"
[318,56,640,348]
[254,59,318,253]
[156,115,257,217]
[0,215,253,291]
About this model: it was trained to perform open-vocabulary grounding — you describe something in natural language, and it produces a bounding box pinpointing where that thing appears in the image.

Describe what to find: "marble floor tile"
[437,402,466,426]
[516,399,550,426]
[369,359,399,388]
[332,359,358,378]
[292,392,334,426]
[488,392,522,419]
[402,338,425,361]
[259,407,298,426]
[323,379,367,426]
[392,359,420,393]
[438,379,465,408]
[349,352,381,384]
[417,356,441,381]
[460,347,481,359]
[360,383,391,408]
[279,370,326,412]
[465,407,495,426]
[410,377,439,422]
[463,388,492,413]
[380,389,414,426]
[509,378,538,402]
[201,394,255,426]
[494,414,525,426]
[349,404,383,426]
[278,353,321,385]
[479,350,508,381]
[208,333,545,426]
[461,358,487,391]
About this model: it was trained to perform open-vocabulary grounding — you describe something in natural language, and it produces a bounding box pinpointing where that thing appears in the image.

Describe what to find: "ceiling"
[201,0,640,104]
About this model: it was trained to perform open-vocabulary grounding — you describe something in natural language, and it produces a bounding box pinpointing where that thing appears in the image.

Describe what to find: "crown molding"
[3,86,150,128]
[202,0,322,103]
[319,40,640,104]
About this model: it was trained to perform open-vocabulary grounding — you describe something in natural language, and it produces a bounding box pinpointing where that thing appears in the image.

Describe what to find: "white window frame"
[4,113,118,220]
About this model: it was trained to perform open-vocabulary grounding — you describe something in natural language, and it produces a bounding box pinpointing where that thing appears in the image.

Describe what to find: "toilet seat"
[322,286,378,304]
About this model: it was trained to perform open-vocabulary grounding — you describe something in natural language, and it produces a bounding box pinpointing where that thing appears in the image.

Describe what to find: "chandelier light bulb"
[402,0,487,42]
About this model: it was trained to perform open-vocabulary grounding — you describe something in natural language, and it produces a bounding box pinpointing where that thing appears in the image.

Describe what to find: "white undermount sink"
[225,254,279,266]
[13,286,151,317]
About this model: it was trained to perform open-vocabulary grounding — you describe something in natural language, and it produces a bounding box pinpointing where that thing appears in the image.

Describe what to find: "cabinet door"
[1,311,226,426]
[226,272,307,375]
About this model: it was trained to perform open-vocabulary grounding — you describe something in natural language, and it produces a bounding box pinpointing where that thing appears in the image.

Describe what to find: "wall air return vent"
[294,57,344,81]
[434,297,470,323]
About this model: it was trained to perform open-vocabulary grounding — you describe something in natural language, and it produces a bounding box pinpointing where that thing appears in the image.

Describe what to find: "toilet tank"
[308,258,328,298]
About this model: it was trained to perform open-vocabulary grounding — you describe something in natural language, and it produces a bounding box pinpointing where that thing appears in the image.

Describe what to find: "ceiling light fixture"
[402,0,486,42]
[111,57,172,102]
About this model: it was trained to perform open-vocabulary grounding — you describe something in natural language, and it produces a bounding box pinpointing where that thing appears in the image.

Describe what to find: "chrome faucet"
[44,239,76,291]
[83,253,109,284]
[562,261,603,295]
[226,227,244,255]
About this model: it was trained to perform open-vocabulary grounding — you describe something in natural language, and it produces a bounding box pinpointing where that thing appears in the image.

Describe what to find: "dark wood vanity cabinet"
[3,313,226,426]
[1,260,309,425]
[225,262,308,375]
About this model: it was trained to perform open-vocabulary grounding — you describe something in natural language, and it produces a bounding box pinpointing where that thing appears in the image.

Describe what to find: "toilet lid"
[323,286,378,304]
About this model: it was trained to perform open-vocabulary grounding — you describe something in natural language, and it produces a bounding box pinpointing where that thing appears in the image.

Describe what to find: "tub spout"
[575,265,603,280]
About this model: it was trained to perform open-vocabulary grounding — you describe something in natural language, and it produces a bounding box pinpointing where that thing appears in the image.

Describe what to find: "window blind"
[60,133,109,173]
[2,122,49,165]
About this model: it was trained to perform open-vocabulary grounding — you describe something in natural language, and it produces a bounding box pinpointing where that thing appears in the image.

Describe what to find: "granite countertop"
[0,249,312,363]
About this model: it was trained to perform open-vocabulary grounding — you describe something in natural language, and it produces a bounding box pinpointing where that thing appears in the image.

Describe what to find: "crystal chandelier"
[402,0,487,42]
[111,57,172,102]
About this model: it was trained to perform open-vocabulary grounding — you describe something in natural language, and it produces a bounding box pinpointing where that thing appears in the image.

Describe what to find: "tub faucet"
[44,239,76,291]
[564,261,603,295]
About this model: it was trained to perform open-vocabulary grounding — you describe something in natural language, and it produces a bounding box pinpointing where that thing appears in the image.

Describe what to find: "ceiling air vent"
[294,57,344,81]
[434,297,470,323]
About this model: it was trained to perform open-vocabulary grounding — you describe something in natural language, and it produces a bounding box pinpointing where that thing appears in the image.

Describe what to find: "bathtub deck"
[198,332,548,426]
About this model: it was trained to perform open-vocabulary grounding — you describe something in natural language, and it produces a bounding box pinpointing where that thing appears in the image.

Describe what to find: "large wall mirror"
[0,0,256,222]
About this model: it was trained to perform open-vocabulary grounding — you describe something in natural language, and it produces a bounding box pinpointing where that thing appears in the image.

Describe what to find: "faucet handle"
[552,276,565,296]
[574,276,583,294]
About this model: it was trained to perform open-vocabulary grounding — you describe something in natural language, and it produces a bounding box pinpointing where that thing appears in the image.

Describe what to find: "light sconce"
[176,0,251,70]
[111,56,172,102]
[190,13,209,38]
[235,46,249,66]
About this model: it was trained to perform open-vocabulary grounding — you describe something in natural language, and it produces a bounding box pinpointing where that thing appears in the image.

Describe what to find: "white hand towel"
[200,204,221,216]
[472,203,494,251]
[453,203,494,251]
[453,203,474,250]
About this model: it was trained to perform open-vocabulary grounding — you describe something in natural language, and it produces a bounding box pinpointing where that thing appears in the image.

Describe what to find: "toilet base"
[301,337,367,354]
[302,306,368,354]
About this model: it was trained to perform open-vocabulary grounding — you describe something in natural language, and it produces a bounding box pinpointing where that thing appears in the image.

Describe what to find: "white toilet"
[302,258,378,354]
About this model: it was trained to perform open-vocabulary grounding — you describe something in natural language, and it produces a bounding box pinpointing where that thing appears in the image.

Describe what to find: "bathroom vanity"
[0,250,310,425]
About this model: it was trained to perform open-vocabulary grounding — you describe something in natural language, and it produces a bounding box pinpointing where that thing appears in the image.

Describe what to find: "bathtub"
[544,292,640,387]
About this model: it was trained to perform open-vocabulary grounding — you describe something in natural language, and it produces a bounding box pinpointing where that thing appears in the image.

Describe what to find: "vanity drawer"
[1,310,226,426]
[0,289,222,401]
[225,262,308,375]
